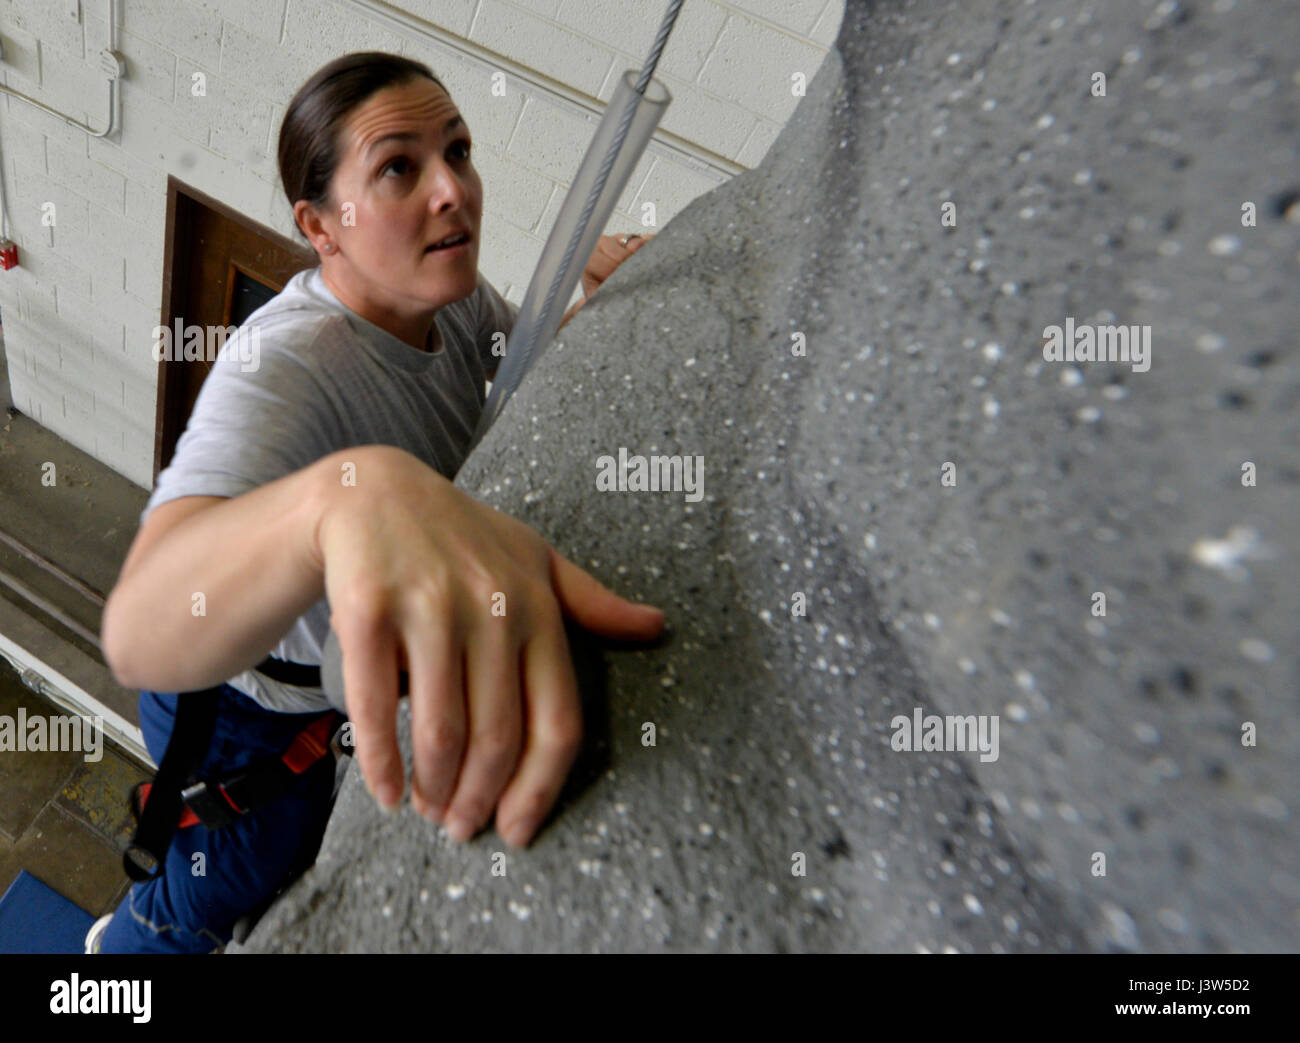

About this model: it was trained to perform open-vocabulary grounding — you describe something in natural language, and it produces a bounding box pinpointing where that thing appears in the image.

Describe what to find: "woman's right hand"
[309,445,664,848]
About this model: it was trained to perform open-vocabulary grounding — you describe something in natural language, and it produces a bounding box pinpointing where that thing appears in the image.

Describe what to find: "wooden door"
[153,177,317,482]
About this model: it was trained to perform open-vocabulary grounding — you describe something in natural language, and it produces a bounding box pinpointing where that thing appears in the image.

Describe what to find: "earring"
[324,243,335,253]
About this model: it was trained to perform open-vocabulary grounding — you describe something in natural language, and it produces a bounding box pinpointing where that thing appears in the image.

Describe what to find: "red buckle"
[135,713,338,830]
[136,781,201,829]
[281,714,337,774]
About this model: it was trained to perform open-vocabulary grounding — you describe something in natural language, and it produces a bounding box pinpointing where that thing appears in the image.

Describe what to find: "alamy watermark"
[1042,317,1151,373]
[595,447,704,502]
[151,320,261,372]
[0,708,104,762]
[891,706,1000,763]
[50,974,150,1022]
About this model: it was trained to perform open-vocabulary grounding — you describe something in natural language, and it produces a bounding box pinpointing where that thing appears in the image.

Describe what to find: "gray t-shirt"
[141,265,517,713]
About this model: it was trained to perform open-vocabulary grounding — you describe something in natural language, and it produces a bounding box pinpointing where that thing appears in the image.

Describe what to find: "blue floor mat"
[0,870,96,954]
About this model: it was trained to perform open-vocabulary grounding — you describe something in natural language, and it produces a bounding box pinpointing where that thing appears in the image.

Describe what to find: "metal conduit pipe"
[0,0,120,138]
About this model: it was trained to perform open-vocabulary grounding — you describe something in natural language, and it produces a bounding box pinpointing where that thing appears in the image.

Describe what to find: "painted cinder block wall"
[0,0,842,488]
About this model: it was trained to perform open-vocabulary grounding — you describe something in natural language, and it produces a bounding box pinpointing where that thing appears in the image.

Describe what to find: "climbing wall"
[240,0,1300,953]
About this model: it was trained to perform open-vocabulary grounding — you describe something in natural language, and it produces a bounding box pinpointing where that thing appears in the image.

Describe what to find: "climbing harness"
[121,657,350,883]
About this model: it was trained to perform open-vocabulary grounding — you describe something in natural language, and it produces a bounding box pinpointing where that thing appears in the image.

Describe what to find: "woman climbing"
[92,51,661,953]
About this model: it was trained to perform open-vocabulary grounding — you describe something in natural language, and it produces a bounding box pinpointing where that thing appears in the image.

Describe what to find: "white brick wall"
[0,0,843,486]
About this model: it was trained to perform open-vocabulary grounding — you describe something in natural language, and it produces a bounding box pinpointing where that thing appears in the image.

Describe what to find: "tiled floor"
[0,317,155,922]
[0,660,151,918]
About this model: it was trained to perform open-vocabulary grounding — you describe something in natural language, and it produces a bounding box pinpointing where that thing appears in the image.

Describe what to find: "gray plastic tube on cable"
[320,2,684,711]
[464,0,681,457]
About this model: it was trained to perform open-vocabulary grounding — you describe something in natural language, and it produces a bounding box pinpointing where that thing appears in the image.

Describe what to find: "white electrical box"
[99,49,125,80]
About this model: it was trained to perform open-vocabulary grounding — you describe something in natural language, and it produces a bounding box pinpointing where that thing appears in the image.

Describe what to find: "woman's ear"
[294,199,329,254]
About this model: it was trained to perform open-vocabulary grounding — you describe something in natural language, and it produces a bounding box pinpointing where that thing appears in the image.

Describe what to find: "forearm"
[103,448,365,692]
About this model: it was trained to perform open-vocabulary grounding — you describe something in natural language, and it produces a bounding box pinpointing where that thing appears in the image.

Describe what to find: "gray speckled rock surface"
[239,0,1300,953]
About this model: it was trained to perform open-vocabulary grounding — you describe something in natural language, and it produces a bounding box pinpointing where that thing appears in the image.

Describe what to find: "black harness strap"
[122,656,324,883]
[123,684,222,882]
[253,654,321,689]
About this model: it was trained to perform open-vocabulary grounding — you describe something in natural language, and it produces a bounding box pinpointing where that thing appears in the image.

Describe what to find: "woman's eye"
[379,143,470,180]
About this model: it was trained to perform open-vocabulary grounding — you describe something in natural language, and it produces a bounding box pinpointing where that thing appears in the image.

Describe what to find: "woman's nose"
[426,162,470,212]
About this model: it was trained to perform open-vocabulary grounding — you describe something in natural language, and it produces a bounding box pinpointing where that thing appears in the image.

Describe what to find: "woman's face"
[301,77,483,341]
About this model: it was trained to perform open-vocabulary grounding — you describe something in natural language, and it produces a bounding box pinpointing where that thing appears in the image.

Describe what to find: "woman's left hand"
[581,233,654,297]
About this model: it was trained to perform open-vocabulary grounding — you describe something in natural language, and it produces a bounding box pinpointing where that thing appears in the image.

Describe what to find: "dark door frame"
[153,176,317,482]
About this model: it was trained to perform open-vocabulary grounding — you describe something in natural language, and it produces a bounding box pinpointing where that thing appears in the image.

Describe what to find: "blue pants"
[100,684,339,953]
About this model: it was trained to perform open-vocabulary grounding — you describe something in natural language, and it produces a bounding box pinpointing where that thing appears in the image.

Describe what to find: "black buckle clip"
[181,779,240,829]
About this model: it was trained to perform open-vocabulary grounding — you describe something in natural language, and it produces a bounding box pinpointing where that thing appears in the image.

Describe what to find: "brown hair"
[278,51,447,240]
